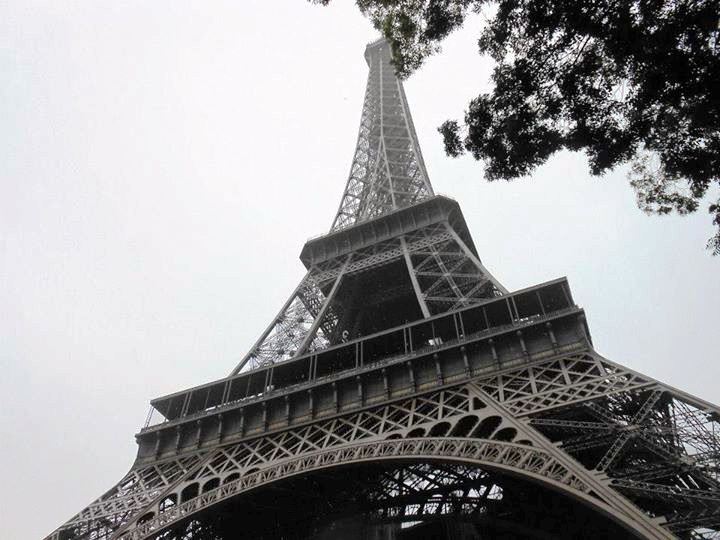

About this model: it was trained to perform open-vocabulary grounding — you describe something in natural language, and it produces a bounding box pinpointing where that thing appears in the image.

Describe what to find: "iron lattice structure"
[331,39,434,231]
[46,39,720,540]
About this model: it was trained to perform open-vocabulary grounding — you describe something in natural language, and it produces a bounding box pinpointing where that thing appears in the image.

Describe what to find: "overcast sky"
[1,2,719,539]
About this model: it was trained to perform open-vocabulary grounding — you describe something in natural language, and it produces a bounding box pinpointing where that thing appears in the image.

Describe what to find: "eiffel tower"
[47,38,720,540]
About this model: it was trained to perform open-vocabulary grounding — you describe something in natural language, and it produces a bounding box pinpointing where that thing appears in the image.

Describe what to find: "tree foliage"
[316,0,720,253]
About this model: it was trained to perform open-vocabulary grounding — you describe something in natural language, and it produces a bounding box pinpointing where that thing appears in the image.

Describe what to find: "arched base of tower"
[151,461,637,540]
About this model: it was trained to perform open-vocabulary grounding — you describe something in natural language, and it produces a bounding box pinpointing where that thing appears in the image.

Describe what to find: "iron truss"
[230,39,505,374]
[45,38,720,540]
[47,351,720,540]
[232,221,504,373]
[331,39,433,232]
[144,462,637,540]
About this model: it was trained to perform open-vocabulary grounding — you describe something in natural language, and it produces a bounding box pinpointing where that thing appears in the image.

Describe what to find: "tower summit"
[47,39,720,540]
[332,38,434,230]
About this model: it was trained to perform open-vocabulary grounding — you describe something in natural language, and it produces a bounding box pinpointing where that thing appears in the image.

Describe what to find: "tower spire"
[227,38,505,374]
[45,36,720,540]
[331,38,434,231]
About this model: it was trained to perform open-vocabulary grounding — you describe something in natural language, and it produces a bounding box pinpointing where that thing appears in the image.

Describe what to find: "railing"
[141,278,580,431]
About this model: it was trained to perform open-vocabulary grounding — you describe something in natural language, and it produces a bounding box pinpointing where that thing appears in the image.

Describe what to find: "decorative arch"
[119,437,661,540]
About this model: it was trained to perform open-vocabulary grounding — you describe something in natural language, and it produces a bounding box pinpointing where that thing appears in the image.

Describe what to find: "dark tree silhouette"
[314,0,720,254]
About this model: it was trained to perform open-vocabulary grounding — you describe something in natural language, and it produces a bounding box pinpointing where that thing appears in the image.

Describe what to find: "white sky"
[1,2,718,539]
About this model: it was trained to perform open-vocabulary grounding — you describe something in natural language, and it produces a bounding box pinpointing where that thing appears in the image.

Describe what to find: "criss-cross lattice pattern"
[228,39,504,375]
[97,383,631,540]
[331,39,433,231]
[54,363,718,540]
[45,36,720,540]
[364,462,504,522]
[48,351,720,539]
[475,352,720,537]
[232,222,503,373]
[473,353,654,416]
[232,257,349,373]
[404,224,502,314]
[51,455,203,540]
[132,460,645,540]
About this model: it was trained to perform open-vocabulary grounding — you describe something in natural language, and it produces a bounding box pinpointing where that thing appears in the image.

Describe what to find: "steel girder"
[480,353,720,537]
[125,462,634,540]
[229,38,505,375]
[44,38,720,540]
[231,221,504,374]
[51,349,720,540]
[403,223,505,315]
[331,39,433,232]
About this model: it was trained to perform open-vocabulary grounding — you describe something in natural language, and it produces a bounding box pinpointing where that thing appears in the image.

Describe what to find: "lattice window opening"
[670,400,720,464]
[210,390,460,482]
[57,454,201,538]
[147,389,532,517]
[313,257,347,275]
[593,392,718,482]
[472,353,647,409]
[365,463,490,502]
[524,385,720,531]
[245,277,337,370]
[352,239,402,260]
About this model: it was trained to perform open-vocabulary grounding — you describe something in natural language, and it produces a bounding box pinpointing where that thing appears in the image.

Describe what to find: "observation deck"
[135,277,590,465]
